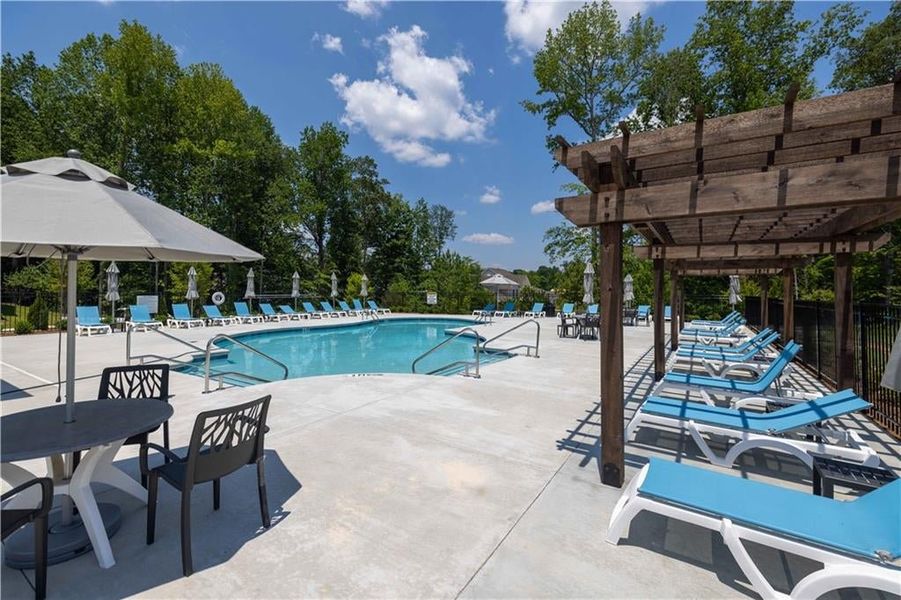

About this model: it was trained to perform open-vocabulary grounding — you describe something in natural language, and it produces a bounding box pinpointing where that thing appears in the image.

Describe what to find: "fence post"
[858,307,869,400]
[815,300,821,379]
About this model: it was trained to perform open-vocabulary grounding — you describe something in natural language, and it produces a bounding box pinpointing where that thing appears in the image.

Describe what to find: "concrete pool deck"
[1,314,899,598]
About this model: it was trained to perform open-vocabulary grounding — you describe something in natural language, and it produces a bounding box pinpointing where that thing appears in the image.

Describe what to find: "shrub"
[27,295,50,330]
[15,321,33,335]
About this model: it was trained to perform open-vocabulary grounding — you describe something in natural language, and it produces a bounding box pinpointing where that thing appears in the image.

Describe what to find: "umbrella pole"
[65,252,77,424]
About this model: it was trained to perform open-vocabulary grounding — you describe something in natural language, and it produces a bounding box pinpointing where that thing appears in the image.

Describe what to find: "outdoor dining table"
[1,398,173,569]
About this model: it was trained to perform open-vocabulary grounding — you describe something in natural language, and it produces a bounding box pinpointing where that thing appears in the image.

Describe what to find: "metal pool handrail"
[478,319,540,358]
[126,325,209,366]
[411,327,482,378]
[204,334,289,393]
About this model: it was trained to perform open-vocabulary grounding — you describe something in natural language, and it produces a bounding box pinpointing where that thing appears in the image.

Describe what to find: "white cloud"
[313,33,344,54]
[504,1,655,61]
[463,233,515,245]
[343,0,388,19]
[530,200,556,214]
[330,26,495,167]
[480,185,502,204]
[455,209,468,216]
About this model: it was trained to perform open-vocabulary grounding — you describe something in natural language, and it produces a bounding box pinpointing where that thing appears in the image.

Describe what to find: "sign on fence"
[135,295,159,314]
[426,291,437,305]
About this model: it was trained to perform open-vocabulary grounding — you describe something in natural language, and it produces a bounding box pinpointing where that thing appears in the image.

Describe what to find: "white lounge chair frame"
[126,319,162,332]
[607,465,900,600]
[76,322,112,336]
[651,364,821,408]
[166,316,205,328]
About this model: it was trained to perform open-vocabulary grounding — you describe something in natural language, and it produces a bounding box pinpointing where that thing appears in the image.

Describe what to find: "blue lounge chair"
[675,329,780,376]
[636,304,650,325]
[300,302,326,319]
[523,303,545,318]
[607,459,898,600]
[687,310,741,328]
[679,327,775,354]
[75,306,111,336]
[203,305,233,326]
[679,319,746,345]
[473,303,494,317]
[368,300,390,315]
[626,389,878,468]
[259,303,290,322]
[495,301,516,317]
[559,302,575,316]
[587,303,598,315]
[167,303,205,328]
[338,300,358,316]
[232,301,263,324]
[127,304,162,332]
[657,341,804,405]
[321,301,346,317]
[282,304,308,320]
[664,305,672,321]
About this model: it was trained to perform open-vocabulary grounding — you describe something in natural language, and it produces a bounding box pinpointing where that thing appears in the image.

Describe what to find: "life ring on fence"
[211,291,226,306]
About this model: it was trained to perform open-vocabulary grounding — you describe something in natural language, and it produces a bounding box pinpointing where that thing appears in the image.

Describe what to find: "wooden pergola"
[552,80,901,487]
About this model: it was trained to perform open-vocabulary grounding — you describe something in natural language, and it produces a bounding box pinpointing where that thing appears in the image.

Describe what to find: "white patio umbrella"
[291,271,300,310]
[245,268,256,300]
[1,152,263,423]
[623,274,635,308]
[881,326,901,392]
[582,261,595,305]
[361,274,369,298]
[330,271,338,300]
[729,275,742,308]
[185,266,200,314]
[480,273,519,306]
[105,261,120,322]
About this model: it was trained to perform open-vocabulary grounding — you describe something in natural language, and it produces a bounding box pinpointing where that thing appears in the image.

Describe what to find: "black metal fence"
[744,296,901,438]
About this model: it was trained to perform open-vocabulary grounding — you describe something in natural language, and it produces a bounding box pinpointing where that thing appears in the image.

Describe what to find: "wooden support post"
[757,275,769,329]
[834,253,856,391]
[783,268,795,341]
[599,222,624,488]
[670,270,680,351]
[653,259,665,380]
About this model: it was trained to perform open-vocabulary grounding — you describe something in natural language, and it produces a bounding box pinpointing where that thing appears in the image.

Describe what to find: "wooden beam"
[667,257,809,271]
[581,150,601,192]
[599,222,624,488]
[610,144,636,190]
[834,253,855,391]
[801,202,901,238]
[679,268,784,276]
[633,232,891,260]
[653,258,665,380]
[757,275,770,330]
[669,269,679,351]
[783,268,795,341]
[555,154,901,227]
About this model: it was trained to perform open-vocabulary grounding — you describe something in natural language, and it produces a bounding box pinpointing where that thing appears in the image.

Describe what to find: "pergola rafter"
[551,79,901,488]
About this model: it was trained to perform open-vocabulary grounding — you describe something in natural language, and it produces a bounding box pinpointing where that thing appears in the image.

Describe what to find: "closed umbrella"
[185,266,200,314]
[480,273,519,306]
[729,275,742,308]
[291,271,300,310]
[361,274,369,298]
[331,271,338,300]
[1,152,262,423]
[245,268,256,301]
[582,261,595,305]
[105,261,120,323]
[623,274,635,308]
[881,327,901,392]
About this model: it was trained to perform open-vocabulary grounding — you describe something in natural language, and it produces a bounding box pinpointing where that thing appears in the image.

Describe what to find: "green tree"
[824,1,900,92]
[522,0,663,145]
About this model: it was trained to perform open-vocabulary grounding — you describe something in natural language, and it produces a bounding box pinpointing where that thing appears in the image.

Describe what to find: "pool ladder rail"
[126,326,289,392]
[411,319,540,378]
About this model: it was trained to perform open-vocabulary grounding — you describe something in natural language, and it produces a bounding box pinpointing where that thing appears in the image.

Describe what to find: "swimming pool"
[178,318,505,384]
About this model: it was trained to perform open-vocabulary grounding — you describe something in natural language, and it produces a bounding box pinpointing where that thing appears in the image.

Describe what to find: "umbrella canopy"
[185,266,200,300]
[623,274,635,305]
[331,272,338,299]
[582,261,595,305]
[245,268,256,299]
[105,261,120,302]
[361,274,369,298]
[881,327,901,392]
[729,275,742,306]
[1,152,262,424]
[291,271,301,298]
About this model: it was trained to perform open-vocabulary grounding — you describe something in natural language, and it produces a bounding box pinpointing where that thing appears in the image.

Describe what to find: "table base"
[3,502,121,569]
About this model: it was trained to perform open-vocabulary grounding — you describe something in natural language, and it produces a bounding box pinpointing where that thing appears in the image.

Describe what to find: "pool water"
[177,318,505,383]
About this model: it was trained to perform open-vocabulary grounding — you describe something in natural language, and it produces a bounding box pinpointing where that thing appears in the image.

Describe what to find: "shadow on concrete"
[0,379,32,400]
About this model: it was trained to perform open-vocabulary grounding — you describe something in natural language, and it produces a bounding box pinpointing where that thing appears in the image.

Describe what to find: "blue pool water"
[178,318,503,383]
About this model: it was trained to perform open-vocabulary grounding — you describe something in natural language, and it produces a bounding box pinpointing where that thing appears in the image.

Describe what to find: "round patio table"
[1,399,173,569]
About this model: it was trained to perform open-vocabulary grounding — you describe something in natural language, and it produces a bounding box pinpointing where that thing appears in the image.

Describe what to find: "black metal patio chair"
[142,395,272,577]
[2,478,53,600]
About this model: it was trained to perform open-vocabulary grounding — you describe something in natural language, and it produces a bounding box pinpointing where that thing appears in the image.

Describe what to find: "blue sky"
[1,1,891,269]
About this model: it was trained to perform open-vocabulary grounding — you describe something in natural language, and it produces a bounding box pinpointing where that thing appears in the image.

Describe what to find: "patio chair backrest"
[260,303,276,316]
[98,364,170,446]
[302,302,317,314]
[756,341,801,388]
[587,304,598,315]
[664,306,672,318]
[76,305,102,325]
[561,303,574,315]
[531,303,544,313]
[234,301,252,316]
[204,305,224,319]
[368,300,379,311]
[172,303,192,319]
[637,305,650,316]
[186,395,271,485]
[339,301,352,311]
[503,301,515,312]
[130,304,153,322]
[353,299,364,311]
[281,304,298,314]
[321,301,335,312]
[486,303,495,312]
